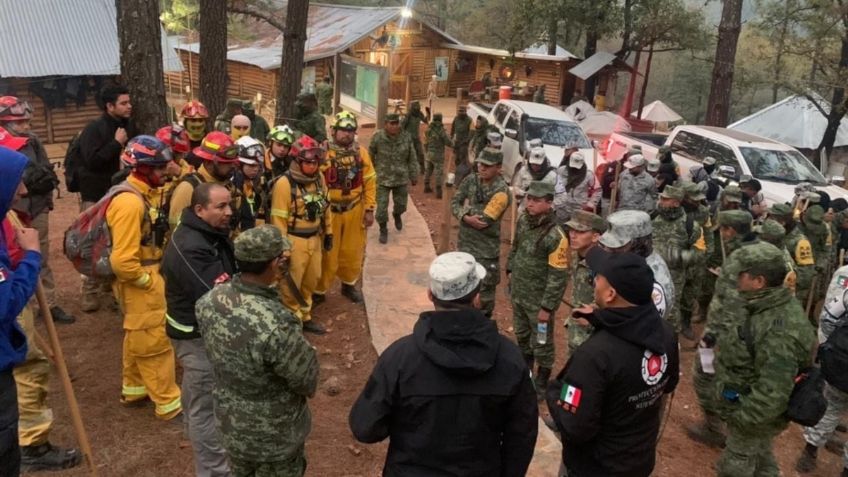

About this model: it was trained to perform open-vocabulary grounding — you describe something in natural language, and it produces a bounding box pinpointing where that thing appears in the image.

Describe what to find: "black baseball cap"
[586,247,654,305]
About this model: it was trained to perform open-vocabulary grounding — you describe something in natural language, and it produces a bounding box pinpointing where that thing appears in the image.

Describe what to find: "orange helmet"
[180,100,209,119]
[290,135,324,162]
[155,124,191,154]
[0,96,32,121]
[192,131,239,163]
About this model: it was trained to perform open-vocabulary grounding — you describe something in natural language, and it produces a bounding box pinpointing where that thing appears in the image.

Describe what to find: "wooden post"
[509,187,518,244]
[333,54,341,115]
[438,147,455,254]
[36,283,97,476]
[607,160,622,217]
[404,76,412,111]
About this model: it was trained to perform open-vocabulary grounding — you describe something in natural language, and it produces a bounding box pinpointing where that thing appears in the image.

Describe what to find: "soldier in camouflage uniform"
[423,113,453,198]
[713,242,815,477]
[401,101,427,171]
[196,225,319,477]
[506,181,569,395]
[755,219,797,295]
[214,98,243,135]
[697,184,745,318]
[680,182,712,337]
[368,113,419,244]
[451,105,473,182]
[615,154,657,213]
[315,77,334,115]
[802,204,830,304]
[563,210,607,357]
[451,148,511,317]
[687,210,758,449]
[470,116,499,161]
[292,93,327,143]
[769,203,816,308]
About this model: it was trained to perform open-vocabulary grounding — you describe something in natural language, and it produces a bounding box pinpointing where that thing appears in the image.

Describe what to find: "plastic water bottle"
[537,322,548,345]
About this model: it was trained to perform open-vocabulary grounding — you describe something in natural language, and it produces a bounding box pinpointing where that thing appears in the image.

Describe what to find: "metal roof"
[0,0,182,78]
[443,43,577,62]
[178,3,461,70]
[568,52,627,80]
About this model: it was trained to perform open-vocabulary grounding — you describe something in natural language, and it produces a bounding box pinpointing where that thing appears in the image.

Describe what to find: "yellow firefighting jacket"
[323,143,377,211]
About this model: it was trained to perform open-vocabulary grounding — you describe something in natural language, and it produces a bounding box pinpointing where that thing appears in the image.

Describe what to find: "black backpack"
[63,131,83,193]
[819,324,848,392]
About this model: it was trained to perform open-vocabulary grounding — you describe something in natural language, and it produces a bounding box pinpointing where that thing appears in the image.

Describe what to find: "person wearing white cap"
[233,136,266,231]
[349,251,538,476]
[553,151,600,223]
[616,154,657,213]
[513,145,556,214]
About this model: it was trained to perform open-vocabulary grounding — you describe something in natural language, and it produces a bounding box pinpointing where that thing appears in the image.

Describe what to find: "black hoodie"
[349,309,538,477]
[546,303,679,477]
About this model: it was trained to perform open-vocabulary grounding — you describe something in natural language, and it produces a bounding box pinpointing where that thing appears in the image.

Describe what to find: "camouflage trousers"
[680,264,706,327]
[412,138,425,171]
[697,271,717,321]
[375,184,408,225]
[693,355,721,416]
[804,383,848,468]
[512,301,555,368]
[717,426,780,477]
[230,450,306,477]
[424,152,446,188]
[566,319,593,360]
[667,267,686,333]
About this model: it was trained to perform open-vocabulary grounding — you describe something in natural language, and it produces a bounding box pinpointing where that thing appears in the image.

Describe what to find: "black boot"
[393,214,403,231]
[685,412,726,448]
[49,305,76,324]
[379,223,388,244]
[312,293,325,307]
[21,442,82,471]
[424,180,433,193]
[534,367,552,400]
[795,443,818,473]
[341,283,363,303]
[302,320,327,335]
[435,185,443,199]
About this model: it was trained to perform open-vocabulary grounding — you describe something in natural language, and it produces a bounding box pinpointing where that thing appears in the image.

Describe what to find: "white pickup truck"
[467,99,595,184]
[604,125,848,205]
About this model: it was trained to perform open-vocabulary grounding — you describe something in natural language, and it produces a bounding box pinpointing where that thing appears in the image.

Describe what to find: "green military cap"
[755,219,786,244]
[476,148,503,165]
[234,225,291,262]
[718,209,753,228]
[682,181,706,201]
[296,92,316,102]
[734,241,788,279]
[769,203,794,218]
[722,185,743,203]
[241,100,255,111]
[433,112,443,122]
[385,113,400,122]
[526,180,555,198]
[804,204,825,225]
[227,98,243,107]
[659,185,684,201]
[565,210,607,232]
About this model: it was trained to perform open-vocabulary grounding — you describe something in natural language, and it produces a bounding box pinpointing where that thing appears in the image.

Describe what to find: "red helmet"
[192,131,239,163]
[155,124,191,154]
[180,100,209,119]
[290,135,324,162]
[0,96,32,121]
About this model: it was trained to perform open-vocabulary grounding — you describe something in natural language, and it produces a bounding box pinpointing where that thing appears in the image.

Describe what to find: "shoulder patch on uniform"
[837,275,848,289]
[483,191,510,220]
[548,235,570,269]
[642,350,668,385]
[795,239,814,266]
[557,382,582,414]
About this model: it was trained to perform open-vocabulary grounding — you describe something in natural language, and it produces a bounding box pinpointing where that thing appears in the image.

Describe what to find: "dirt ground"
[31,128,843,477]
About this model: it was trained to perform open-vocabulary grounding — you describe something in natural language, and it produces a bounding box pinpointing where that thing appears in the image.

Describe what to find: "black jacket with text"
[349,309,538,477]
[546,303,679,477]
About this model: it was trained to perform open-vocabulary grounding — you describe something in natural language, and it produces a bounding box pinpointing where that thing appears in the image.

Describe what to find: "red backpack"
[63,182,146,278]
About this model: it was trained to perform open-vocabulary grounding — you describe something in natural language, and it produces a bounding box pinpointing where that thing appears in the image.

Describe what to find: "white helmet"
[236,136,265,165]
[528,147,547,165]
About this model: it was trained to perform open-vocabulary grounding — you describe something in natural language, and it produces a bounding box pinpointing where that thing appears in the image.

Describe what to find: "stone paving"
[362,196,562,477]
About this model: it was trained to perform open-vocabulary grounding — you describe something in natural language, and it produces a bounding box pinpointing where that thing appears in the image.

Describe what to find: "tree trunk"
[637,46,654,120]
[116,0,167,134]
[620,0,635,56]
[623,49,641,118]
[276,0,309,124]
[705,0,743,127]
[815,33,848,167]
[547,16,558,56]
[772,0,790,104]
[199,0,228,129]
[584,29,599,101]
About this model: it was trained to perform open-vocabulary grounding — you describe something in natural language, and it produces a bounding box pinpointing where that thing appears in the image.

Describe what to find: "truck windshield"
[739,147,827,185]
[525,118,591,149]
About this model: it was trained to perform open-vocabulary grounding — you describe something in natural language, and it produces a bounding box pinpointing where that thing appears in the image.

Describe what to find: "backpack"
[818,324,848,392]
[63,131,83,193]
[63,182,146,279]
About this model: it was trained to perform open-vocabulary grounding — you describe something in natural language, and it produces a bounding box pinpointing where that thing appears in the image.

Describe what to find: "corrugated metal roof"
[443,43,577,62]
[178,3,461,70]
[568,52,618,80]
[0,0,182,78]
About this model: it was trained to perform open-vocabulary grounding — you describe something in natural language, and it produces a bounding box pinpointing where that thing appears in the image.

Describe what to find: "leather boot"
[534,367,552,400]
[379,223,388,244]
[795,443,818,473]
[49,305,76,324]
[341,283,363,303]
[393,214,403,231]
[302,320,327,335]
[685,412,726,448]
[435,185,443,199]
[21,442,82,471]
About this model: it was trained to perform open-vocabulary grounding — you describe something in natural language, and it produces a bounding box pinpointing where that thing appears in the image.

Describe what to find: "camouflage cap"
[624,154,646,169]
[755,218,786,243]
[682,181,706,201]
[769,203,794,218]
[526,180,555,198]
[646,158,660,173]
[734,241,787,280]
[718,210,753,229]
[429,252,486,301]
[722,185,743,203]
[487,131,503,148]
[433,112,443,122]
[476,148,503,165]
[703,156,717,166]
[795,182,815,195]
[565,210,607,232]
[234,225,291,262]
[659,185,684,201]
[804,191,822,204]
[385,113,400,122]
[569,152,585,168]
[226,98,242,107]
[804,204,825,225]
[600,210,653,249]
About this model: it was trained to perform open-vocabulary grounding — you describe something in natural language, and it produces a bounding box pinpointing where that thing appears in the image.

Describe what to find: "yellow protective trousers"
[317,204,367,294]
[121,325,182,419]
[280,234,322,322]
[13,305,52,446]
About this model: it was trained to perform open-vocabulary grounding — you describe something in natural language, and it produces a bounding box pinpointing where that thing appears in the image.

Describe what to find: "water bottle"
[537,322,548,345]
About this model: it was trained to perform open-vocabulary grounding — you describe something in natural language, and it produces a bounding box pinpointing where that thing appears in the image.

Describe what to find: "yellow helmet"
[332,110,358,131]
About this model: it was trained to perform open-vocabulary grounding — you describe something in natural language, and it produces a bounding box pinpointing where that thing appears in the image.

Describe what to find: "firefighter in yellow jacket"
[270,135,332,334]
[313,111,376,305]
[106,136,181,420]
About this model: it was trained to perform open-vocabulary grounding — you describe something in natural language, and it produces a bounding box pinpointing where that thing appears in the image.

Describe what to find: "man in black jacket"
[349,251,538,477]
[77,84,135,312]
[547,248,679,477]
[161,183,235,477]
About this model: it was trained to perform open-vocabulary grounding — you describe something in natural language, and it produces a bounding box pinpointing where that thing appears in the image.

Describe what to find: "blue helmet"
[123,135,173,167]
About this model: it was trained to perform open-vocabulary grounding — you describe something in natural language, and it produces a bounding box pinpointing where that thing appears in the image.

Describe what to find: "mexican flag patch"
[838,275,848,289]
[559,383,582,413]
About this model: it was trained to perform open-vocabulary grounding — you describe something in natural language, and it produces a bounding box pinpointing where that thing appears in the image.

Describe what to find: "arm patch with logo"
[548,230,570,269]
[794,238,815,266]
[483,191,509,221]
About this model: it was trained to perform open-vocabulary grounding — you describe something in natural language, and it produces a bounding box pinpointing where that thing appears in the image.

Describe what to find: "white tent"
[566,100,631,137]
[632,100,683,123]
[728,94,848,149]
